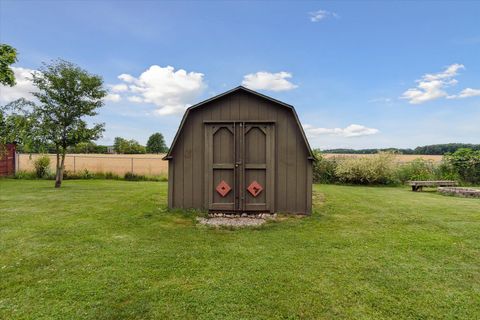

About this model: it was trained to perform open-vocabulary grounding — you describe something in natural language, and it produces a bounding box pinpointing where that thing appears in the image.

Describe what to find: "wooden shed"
[163,86,314,215]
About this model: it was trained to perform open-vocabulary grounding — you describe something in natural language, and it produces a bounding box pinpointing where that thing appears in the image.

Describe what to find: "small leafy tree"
[113,137,146,154]
[113,137,127,153]
[146,132,168,153]
[0,44,18,86]
[33,155,51,178]
[31,60,106,187]
[0,99,43,156]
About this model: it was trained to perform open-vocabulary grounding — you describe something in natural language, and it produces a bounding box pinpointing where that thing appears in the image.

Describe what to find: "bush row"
[313,148,480,185]
[16,154,167,181]
[15,168,167,182]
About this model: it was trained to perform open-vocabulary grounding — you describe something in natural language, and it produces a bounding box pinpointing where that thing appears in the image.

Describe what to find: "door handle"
[235,162,242,167]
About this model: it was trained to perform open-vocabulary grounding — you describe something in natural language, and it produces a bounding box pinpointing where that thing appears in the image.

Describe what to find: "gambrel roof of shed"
[163,86,314,159]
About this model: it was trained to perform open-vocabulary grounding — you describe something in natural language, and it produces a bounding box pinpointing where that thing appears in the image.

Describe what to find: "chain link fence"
[17,153,168,176]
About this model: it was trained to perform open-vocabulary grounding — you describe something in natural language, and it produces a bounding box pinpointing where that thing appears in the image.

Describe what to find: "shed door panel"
[205,122,274,212]
[243,124,274,212]
[205,124,236,211]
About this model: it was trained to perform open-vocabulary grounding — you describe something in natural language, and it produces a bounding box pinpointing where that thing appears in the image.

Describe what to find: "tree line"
[322,143,480,155]
[18,132,168,155]
[113,133,168,154]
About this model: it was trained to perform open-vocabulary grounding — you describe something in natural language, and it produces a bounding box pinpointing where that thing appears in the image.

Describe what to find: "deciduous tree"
[0,99,42,156]
[146,132,168,153]
[31,60,106,187]
[0,44,18,86]
[113,137,146,154]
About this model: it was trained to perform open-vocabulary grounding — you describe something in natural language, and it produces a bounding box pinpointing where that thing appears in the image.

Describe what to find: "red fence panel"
[0,144,16,176]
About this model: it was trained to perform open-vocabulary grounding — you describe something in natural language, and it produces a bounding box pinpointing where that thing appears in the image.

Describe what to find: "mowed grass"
[0,180,479,319]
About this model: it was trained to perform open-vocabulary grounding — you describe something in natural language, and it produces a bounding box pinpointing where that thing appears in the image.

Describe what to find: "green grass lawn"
[0,180,479,319]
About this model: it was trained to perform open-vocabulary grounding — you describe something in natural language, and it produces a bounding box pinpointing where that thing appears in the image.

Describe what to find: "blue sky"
[1,0,479,149]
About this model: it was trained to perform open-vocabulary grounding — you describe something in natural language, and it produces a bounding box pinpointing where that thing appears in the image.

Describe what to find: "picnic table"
[408,180,458,192]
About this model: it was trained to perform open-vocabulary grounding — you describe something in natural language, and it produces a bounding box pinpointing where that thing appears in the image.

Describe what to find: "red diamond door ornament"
[247,181,263,197]
[216,180,231,197]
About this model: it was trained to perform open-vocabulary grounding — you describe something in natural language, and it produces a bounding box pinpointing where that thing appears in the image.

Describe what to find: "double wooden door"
[205,122,275,212]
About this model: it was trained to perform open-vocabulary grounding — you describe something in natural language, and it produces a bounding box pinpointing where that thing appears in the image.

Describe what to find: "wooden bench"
[408,180,458,192]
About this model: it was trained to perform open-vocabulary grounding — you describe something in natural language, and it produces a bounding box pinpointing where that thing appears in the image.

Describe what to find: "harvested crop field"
[323,153,443,163]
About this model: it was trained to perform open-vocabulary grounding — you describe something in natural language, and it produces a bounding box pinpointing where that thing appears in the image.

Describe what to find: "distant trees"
[70,142,108,154]
[322,144,480,155]
[0,44,18,86]
[146,132,168,153]
[413,143,480,155]
[113,137,146,154]
[113,133,168,154]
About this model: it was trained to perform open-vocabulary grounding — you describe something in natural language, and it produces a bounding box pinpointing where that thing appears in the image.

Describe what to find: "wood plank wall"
[169,90,312,214]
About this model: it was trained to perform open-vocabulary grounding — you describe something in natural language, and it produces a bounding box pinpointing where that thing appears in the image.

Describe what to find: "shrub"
[105,171,121,180]
[124,172,141,181]
[433,161,459,181]
[444,148,480,184]
[12,169,166,181]
[63,169,93,180]
[33,155,51,178]
[396,158,436,183]
[79,169,93,179]
[14,170,37,179]
[335,152,397,185]
[124,172,168,182]
[312,151,340,184]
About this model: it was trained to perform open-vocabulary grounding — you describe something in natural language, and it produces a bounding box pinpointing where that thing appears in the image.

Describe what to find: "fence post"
[131,158,134,174]
[15,152,19,173]
[73,156,76,173]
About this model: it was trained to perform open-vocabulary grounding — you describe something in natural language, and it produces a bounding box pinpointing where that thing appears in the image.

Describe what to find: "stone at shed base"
[196,217,269,227]
[207,212,277,219]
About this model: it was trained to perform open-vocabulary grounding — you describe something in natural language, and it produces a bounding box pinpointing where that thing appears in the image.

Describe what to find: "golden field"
[16,153,444,176]
[322,153,443,163]
[17,153,168,176]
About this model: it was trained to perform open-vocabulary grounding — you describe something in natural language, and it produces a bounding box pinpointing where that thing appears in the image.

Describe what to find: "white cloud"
[110,83,128,92]
[400,63,480,104]
[118,74,136,83]
[104,93,121,102]
[400,63,463,104]
[309,9,338,22]
[242,71,298,91]
[303,124,379,138]
[0,67,38,103]
[113,65,206,115]
[447,88,480,99]
[127,96,143,103]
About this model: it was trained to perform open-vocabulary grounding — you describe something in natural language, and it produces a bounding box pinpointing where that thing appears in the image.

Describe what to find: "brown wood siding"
[168,90,312,214]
